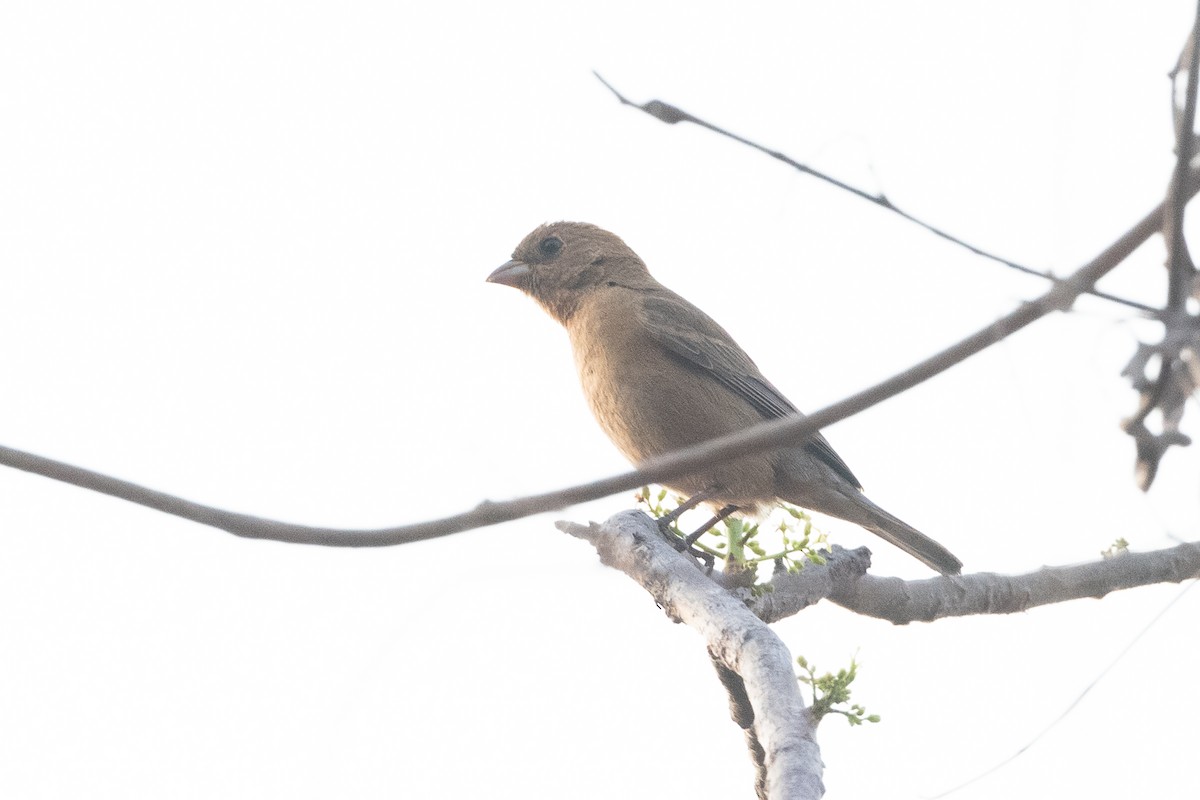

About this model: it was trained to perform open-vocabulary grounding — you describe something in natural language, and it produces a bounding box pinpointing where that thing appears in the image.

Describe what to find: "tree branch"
[558,511,824,800]
[0,162,1193,548]
[1165,14,1200,312]
[755,541,1200,626]
[1121,5,1200,489]
[709,652,768,800]
[593,71,1156,314]
[555,513,1199,797]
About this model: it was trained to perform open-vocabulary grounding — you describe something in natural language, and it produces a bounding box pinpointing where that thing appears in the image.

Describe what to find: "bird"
[487,221,962,576]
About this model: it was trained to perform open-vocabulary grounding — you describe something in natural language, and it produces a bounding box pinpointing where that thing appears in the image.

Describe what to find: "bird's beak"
[486,259,531,289]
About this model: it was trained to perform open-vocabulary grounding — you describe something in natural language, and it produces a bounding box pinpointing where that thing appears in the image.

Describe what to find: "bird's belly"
[574,347,777,508]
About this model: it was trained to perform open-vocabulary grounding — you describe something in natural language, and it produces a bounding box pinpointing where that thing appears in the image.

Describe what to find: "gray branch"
[0,159,1184,552]
[752,541,1200,626]
[1121,8,1200,488]
[560,514,1199,798]
[558,510,826,800]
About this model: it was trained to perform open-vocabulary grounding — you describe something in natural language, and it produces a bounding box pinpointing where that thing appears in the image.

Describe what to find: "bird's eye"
[538,236,563,258]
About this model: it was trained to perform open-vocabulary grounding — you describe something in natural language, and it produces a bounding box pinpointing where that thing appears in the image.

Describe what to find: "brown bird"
[487,222,962,576]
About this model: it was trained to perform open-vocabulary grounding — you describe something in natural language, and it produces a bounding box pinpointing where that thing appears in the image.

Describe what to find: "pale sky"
[2,2,1198,798]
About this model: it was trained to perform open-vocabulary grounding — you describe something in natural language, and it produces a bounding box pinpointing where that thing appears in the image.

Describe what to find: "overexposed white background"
[2,2,1198,798]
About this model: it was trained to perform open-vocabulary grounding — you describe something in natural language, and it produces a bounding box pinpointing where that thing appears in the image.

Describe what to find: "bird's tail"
[857,502,962,576]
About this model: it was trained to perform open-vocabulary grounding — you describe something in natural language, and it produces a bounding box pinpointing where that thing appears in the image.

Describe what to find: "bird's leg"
[681,504,739,574]
[656,488,716,530]
[652,489,737,573]
[683,504,739,549]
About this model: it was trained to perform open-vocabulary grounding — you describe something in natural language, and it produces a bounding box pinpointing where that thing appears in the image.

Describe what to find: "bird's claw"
[655,516,717,574]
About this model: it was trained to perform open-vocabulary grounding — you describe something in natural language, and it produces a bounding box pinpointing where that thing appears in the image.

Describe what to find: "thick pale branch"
[0,168,1182,548]
[555,512,1199,798]
[758,541,1200,626]
[558,511,824,800]
[754,546,873,624]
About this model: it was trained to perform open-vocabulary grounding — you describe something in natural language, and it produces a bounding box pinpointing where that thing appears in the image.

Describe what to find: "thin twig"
[592,71,1156,314]
[2,167,1190,548]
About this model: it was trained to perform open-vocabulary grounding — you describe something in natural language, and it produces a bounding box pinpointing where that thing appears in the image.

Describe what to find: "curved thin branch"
[0,165,1191,547]
[593,71,1156,314]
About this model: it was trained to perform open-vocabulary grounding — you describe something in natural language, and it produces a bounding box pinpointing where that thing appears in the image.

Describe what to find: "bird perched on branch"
[487,221,962,576]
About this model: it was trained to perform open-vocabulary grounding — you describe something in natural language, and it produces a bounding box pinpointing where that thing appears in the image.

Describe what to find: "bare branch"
[0,162,1193,547]
[753,546,873,624]
[556,513,1199,797]
[708,652,768,799]
[756,541,1200,626]
[1122,4,1200,489]
[558,511,824,800]
[1166,23,1200,310]
[593,71,1156,314]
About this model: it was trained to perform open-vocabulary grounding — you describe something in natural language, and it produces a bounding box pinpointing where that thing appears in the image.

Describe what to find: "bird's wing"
[638,294,862,489]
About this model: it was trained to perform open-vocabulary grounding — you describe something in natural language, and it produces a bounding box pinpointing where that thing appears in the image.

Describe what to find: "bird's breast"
[568,302,663,464]
[565,293,777,507]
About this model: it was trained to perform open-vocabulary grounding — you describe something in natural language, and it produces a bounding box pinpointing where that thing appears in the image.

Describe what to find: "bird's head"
[487,222,656,324]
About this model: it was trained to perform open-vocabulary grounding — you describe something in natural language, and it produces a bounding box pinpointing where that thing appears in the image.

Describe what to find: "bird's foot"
[651,514,712,572]
[659,503,739,575]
